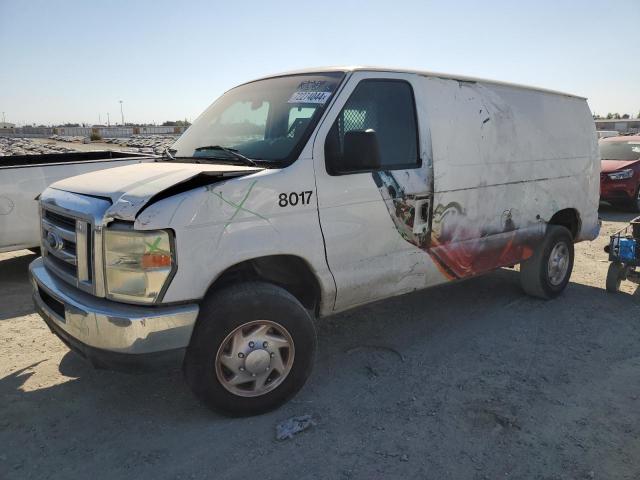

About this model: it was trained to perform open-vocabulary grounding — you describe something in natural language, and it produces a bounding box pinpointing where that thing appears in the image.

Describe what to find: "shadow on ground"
[0,252,37,320]
[2,268,639,479]
[599,202,638,223]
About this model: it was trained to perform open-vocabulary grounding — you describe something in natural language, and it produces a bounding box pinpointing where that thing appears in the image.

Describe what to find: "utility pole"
[98,113,101,125]
[1,112,5,123]
[119,100,124,126]
[107,112,110,127]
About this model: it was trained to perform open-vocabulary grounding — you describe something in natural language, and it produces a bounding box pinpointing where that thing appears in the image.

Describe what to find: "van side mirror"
[337,129,382,174]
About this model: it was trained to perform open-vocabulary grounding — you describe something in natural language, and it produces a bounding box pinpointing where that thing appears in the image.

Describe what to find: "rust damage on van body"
[427,202,540,280]
[375,170,541,281]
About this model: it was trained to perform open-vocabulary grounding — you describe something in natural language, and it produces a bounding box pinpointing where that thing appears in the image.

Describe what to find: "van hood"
[51,161,262,222]
[601,159,640,173]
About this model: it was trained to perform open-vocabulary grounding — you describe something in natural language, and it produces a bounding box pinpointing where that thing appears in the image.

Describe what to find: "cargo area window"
[325,79,419,174]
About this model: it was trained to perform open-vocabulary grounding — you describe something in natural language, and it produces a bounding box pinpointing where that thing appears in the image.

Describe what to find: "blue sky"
[1,0,638,126]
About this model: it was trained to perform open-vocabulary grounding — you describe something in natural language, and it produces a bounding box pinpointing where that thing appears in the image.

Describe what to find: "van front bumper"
[29,257,199,369]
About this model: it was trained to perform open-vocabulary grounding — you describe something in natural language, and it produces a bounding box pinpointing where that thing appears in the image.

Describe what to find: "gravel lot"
[0,136,178,157]
[1,206,638,480]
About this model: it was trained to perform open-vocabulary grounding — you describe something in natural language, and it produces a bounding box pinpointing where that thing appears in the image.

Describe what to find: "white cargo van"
[30,67,600,415]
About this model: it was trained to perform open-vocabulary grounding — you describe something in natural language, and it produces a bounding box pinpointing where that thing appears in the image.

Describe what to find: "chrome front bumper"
[30,257,199,358]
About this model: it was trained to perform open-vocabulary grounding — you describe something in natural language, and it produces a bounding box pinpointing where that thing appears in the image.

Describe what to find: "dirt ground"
[1,206,639,480]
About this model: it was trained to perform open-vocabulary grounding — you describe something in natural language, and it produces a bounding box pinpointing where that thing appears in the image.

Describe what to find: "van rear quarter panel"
[421,76,599,280]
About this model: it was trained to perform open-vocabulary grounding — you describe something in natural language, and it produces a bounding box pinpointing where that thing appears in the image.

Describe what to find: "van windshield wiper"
[193,145,260,167]
[162,147,177,160]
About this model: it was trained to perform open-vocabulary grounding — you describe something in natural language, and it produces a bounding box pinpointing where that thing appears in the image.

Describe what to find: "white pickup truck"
[30,67,600,416]
[0,151,152,253]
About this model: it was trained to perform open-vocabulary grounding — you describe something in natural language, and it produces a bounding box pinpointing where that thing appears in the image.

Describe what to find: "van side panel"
[421,76,598,279]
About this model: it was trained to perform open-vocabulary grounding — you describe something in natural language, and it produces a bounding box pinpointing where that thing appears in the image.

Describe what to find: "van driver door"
[312,71,434,312]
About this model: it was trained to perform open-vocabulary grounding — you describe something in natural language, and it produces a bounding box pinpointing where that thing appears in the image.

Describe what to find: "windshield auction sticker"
[288,80,333,104]
[288,91,332,104]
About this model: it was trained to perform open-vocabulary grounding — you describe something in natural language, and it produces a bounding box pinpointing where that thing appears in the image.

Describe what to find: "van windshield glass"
[171,73,344,165]
[599,142,640,161]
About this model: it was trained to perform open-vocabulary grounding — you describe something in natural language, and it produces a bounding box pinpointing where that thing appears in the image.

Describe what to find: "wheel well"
[548,208,581,239]
[208,255,321,315]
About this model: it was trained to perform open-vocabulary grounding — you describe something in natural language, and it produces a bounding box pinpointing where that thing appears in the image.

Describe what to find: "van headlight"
[104,228,175,304]
[608,169,634,180]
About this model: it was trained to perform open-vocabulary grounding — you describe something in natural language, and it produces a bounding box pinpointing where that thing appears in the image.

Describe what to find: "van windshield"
[171,72,345,165]
[599,141,640,161]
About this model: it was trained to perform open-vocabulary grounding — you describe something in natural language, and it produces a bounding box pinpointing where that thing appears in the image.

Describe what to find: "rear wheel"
[183,282,317,416]
[520,225,574,299]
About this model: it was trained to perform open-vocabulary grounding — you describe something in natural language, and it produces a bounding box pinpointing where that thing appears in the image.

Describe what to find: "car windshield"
[599,141,640,161]
[171,72,345,165]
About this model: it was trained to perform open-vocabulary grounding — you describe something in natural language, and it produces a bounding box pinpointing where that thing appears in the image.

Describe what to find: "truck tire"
[520,225,574,299]
[183,281,317,416]
[606,262,626,293]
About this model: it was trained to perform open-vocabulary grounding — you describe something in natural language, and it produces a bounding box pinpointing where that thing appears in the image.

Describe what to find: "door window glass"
[325,80,419,172]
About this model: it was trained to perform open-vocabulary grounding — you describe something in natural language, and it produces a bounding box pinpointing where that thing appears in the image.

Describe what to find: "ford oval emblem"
[46,231,64,251]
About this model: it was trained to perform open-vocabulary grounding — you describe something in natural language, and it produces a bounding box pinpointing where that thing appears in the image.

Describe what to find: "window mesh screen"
[338,105,378,150]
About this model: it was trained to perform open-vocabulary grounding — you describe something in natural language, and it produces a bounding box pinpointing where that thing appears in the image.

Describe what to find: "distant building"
[0,122,16,129]
[595,119,640,134]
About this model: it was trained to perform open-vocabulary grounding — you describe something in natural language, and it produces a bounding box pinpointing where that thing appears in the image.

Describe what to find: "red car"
[600,135,640,211]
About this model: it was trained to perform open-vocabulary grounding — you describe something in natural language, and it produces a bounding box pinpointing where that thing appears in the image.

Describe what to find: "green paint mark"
[211,180,268,229]
[144,236,163,253]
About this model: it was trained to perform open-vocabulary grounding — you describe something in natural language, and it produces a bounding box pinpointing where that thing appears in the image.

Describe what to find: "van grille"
[41,206,93,290]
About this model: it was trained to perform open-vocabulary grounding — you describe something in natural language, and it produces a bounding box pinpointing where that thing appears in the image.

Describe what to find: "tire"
[606,262,626,293]
[520,225,574,299]
[627,185,640,212]
[183,281,317,416]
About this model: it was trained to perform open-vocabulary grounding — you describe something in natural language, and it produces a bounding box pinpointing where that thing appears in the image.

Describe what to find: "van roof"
[251,66,586,100]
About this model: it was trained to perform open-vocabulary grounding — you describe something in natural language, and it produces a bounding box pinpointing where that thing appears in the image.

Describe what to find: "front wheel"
[183,282,317,416]
[520,225,574,299]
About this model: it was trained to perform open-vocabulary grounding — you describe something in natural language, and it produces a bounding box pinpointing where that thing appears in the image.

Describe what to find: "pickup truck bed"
[0,151,155,253]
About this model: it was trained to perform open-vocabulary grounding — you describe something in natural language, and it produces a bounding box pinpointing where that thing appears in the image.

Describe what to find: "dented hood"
[51,161,262,221]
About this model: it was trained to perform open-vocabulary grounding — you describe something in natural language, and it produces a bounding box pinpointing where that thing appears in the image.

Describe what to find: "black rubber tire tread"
[629,185,640,213]
[183,281,317,417]
[606,262,626,293]
[520,225,574,299]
